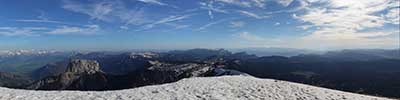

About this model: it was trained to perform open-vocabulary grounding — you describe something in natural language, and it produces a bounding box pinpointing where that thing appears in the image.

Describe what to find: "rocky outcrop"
[65,60,102,74]
[27,59,247,91]
[27,59,107,90]
[72,52,153,75]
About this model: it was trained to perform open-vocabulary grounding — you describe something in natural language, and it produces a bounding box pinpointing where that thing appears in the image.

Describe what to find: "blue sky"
[0,0,399,51]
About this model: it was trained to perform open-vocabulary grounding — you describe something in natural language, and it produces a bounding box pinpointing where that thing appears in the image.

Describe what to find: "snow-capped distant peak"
[0,76,391,100]
[0,50,58,56]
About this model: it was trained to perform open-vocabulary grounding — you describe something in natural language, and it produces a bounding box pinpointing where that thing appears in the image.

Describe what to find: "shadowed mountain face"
[0,72,31,88]
[30,49,256,79]
[72,52,154,75]
[30,52,155,80]
[31,61,69,80]
[28,58,245,90]
[28,60,108,90]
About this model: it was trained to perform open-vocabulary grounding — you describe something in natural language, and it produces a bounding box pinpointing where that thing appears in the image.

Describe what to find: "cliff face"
[65,60,102,74]
[27,59,107,90]
[0,76,391,100]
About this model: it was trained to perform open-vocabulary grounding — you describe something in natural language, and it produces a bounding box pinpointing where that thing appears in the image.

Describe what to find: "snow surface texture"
[0,76,392,100]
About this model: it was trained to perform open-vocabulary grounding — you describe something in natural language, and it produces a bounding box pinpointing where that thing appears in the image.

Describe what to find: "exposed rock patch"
[27,59,107,90]
[65,59,102,74]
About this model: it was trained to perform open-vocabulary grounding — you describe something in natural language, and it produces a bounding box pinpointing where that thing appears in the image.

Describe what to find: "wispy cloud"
[251,0,267,8]
[293,0,400,49]
[296,0,397,36]
[16,19,61,23]
[144,14,193,30]
[62,0,114,22]
[230,21,245,28]
[161,23,191,32]
[118,8,152,30]
[15,11,77,25]
[274,22,281,26]
[234,31,266,41]
[214,0,298,8]
[276,0,294,7]
[0,27,46,36]
[297,24,313,30]
[62,0,149,25]
[165,23,190,30]
[263,0,309,15]
[237,10,269,19]
[199,1,228,19]
[0,25,100,36]
[15,19,79,26]
[48,25,100,35]
[136,0,167,6]
[385,7,400,24]
[196,18,232,31]
[215,0,266,8]
[119,26,129,30]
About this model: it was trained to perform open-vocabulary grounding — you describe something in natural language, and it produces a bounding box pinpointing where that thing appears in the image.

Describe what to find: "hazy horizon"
[1,47,399,53]
[0,0,399,51]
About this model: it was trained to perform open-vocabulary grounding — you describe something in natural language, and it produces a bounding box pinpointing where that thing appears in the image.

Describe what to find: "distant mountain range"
[0,48,399,98]
[28,59,243,90]
[0,50,73,75]
[0,50,61,56]
[229,47,322,57]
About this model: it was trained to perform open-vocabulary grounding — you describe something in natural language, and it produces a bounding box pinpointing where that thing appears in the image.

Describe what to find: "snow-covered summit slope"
[0,76,392,100]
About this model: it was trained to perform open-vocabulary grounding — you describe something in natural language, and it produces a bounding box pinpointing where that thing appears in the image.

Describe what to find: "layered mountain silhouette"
[28,58,244,90]
[0,48,399,98]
